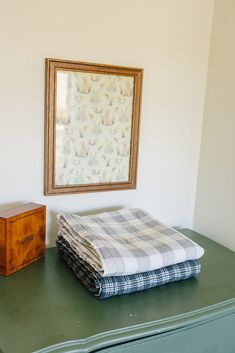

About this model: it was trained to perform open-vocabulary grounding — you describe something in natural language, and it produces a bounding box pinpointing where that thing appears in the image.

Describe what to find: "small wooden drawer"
[0,203,46,276]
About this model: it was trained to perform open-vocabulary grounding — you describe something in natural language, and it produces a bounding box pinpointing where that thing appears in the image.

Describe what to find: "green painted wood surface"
[100,313,235,353]
[0,230,235,353]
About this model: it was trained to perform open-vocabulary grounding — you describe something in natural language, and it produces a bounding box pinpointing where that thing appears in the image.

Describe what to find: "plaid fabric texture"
[57,208,204,276]
[56,236,201,299]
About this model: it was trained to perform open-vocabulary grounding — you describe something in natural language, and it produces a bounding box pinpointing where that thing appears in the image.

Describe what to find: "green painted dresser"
[0,230,235,353]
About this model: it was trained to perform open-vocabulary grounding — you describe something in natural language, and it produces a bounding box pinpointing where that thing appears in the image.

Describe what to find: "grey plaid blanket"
[56,236,201,299]
[57,208,204,276]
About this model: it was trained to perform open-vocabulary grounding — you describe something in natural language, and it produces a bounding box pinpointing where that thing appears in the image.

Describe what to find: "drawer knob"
[21,234,34,245]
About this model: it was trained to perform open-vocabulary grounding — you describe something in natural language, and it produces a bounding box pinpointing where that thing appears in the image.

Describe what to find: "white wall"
[0,0,214,246]
[194,0,235,251]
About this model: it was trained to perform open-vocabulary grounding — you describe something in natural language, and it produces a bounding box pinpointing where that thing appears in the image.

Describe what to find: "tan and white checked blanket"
[57,208,204,276]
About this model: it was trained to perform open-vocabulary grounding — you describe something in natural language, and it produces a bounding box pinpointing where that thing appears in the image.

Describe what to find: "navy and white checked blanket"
[56,236,201,299]
[57,208,204,276]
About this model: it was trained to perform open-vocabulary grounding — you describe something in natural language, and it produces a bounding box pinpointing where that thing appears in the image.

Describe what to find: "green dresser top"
[0,230,235,353]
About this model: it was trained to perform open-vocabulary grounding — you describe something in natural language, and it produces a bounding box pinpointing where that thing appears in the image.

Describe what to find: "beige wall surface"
[194,0,235,251]
[0,0,214,245]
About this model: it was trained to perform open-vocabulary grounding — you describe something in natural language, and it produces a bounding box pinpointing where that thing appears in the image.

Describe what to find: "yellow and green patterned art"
[55,70,134,186]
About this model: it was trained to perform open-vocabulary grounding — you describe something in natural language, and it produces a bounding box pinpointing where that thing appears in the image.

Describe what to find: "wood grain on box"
[0,203,46,276]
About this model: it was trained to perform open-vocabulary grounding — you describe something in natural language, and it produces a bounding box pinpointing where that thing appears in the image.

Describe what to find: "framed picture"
[44,58,143,195]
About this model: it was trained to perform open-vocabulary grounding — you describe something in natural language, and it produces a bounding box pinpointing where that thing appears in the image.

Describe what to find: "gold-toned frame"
[44,58,143,195]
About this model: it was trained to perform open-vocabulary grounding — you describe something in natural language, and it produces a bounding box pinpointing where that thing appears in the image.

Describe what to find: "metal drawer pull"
[21,234,34,244]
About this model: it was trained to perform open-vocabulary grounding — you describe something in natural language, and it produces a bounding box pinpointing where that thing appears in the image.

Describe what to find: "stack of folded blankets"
[56,208,204,299]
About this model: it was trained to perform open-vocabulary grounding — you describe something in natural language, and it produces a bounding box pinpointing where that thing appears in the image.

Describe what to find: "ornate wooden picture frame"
[44,58,143,195]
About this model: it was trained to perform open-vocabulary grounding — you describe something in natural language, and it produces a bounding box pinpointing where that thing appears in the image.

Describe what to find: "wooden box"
[0,203,46,276]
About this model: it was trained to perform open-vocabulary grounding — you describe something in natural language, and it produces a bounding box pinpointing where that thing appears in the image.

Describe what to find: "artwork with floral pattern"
[55,70,134,186]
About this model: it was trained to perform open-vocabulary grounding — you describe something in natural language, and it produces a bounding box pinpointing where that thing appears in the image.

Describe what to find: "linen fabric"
[57,208,204,276]
[56,236,201,299]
